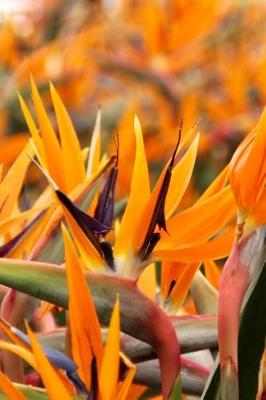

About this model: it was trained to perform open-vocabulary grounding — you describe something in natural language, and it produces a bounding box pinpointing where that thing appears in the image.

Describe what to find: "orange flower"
[230,107,266,237]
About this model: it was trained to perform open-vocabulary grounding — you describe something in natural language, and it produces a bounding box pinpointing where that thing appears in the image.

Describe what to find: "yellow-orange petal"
[0,370,26,400]
[0,143,33,221]
[158,186,236,249]
[30,77,65,189]
[63,225,103,384]
[114,116,150,263]
[26,323,72,400]
[154,228,235,263]
[204,259,221,289]
[165,134,199,218]
[50,83,85,191]
[99,296,120,400]
[137,263,157,300]
[87,109,101,178]
[116,352,136,400]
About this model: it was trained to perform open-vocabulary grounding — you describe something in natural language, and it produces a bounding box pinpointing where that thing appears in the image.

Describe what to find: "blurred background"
[0,0,265,200]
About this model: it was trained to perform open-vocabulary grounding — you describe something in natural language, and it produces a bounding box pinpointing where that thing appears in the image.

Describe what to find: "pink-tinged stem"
[218,228,266,400]
[0,289,35,382]
[219,242,249,370]
[146,301,180,399]
[181,356,210,379]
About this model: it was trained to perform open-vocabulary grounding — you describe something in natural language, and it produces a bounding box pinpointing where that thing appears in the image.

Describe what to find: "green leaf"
[168,374,182,400]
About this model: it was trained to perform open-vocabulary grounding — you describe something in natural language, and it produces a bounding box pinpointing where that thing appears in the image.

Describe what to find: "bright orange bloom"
[230,107,266,235]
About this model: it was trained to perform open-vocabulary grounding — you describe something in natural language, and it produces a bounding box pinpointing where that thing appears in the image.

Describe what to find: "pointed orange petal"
[137,263,157,300]
[115,116,150,260]
[116,352,136,400]
[63,225,103,384]
[8,207,55,259]
[0,144,33,221]
[154,228,235,263]
[26,323,72,400]
[160,261,185,300]
[87,109,101,178]
[0,370,26,400]
[230,108,266,218]
[0,340,36,369]
[86,110,102,215]
[50,83,85,191]
[158,186,236,248]
[0,207,46,236]
[30,77,65,189]
[165,134,199,218]
[17,92,46,166]
[99,296,120,400]
[168,263,200,312]
[0,319,31,352]
[196,164,230,204]
[62,204,106,271]
[204,259,221,289]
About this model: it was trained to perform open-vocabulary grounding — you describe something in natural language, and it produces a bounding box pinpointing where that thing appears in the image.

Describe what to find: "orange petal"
[61,204,106,271]
[0,207,46,236]
[30,77,65,189]
[166,262,200,312]
[137,263,157,300]
[50,83,85,191]
[204,259,221,289]
[17,92,46,166]
[116,352,136,400]
[0,370,26,400]
[114,116,150,263]
[99,296,120,400]
[0,340,36,370]
[26,323,72,400]
[87,109,101,178]
[165,134,199,218]
[196,164,230,204]
[154,228,235,263]
[230,109,266,218]
[63,225,103,385]
[0,143,33,221]
[158,186,236,249]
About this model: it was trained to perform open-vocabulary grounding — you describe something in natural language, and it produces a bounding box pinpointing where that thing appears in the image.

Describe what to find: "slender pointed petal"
[0,319,87,394]
[0,144,33,221]
[0,210,46,257]
[154,227,235,263]
[230,109,266,225]
[0,340,36,369]
[63,225,103,387]
[158,186,236,249]
[94,158,118,230]
[204,259,221,289]
[0,207,46,236]
[17,92,46,166]
[99,296,120,400]
[30,77,65,189]
[134,125,182,263]
[114,115,150,262]
[50,83,86,191]
[87,109,102,178]
[137,263,157,300]
[165,134,199,218]
[26,323,72,400]
[116,352,136,400]
[0,370,26,400]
